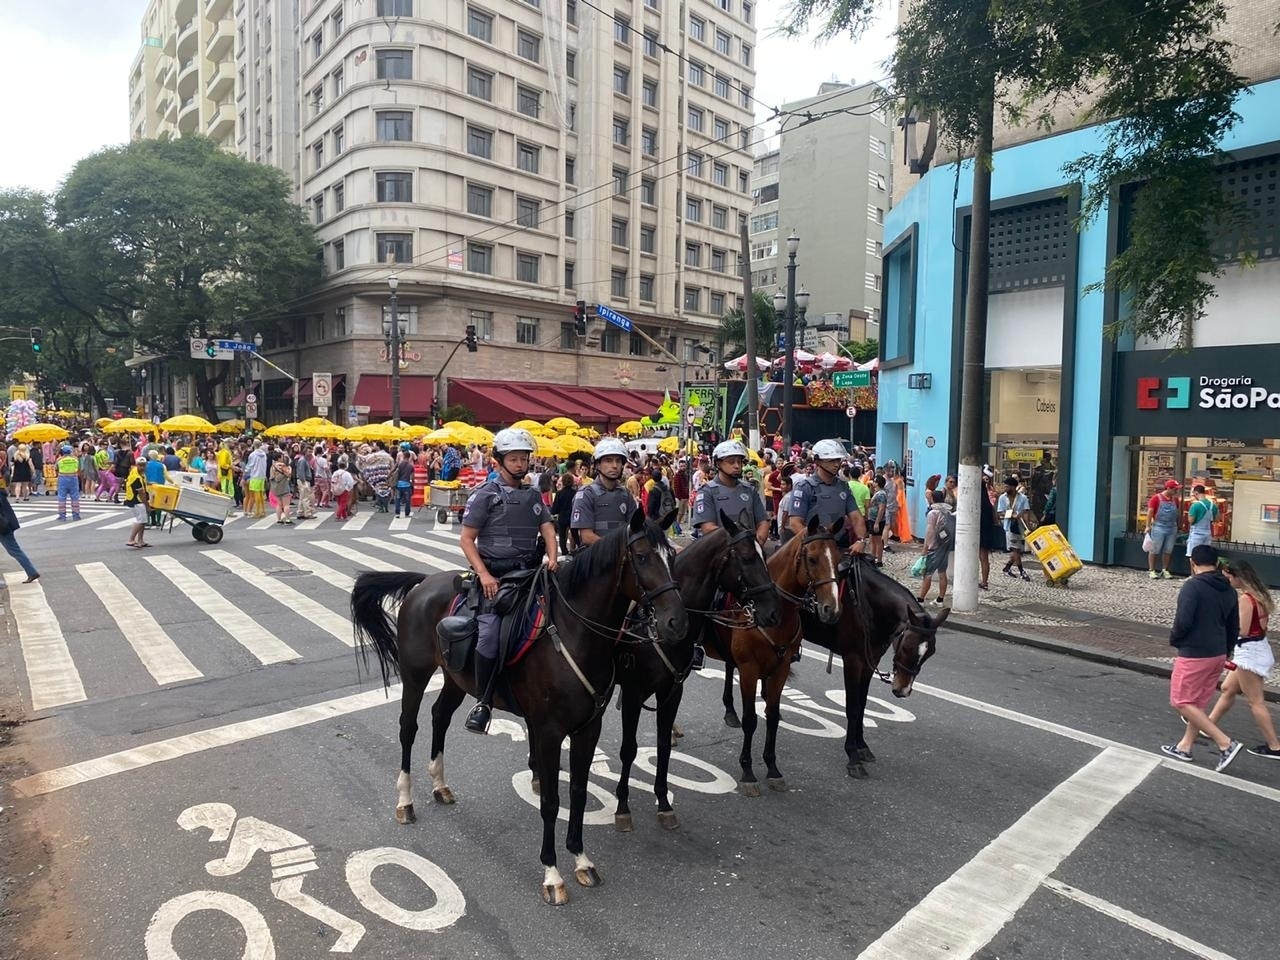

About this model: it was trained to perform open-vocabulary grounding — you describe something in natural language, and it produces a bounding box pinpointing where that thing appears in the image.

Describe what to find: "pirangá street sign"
[833,370,872,389]
[595,304,633,333]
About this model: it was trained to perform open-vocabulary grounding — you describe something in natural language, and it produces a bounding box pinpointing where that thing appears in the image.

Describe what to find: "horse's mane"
[557,519,671,597]
[673,525,724,575]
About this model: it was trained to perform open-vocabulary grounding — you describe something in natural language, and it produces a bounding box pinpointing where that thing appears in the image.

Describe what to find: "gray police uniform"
[462,479,550,657]
[788,475,858,528]
[569,479,636,537]
[691,478,767,531]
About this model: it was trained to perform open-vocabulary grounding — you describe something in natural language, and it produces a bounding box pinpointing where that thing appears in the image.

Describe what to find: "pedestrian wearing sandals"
[1203,559,1280,760]
[1160,544,1243,772]
[997,476,1031,581]
[917,489,954,605]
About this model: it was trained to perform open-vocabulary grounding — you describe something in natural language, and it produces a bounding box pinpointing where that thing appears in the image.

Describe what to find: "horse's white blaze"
[917,641,930,661]
[823,549,839,609]
[544,865,565,888]
[754,538,766,563]
[573,852,594,873]
[396,770,413,809]
[428,756,446,794]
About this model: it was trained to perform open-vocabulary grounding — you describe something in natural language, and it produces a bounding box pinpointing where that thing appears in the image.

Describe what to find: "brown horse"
[351,509,687,905]
[707,515,844,795]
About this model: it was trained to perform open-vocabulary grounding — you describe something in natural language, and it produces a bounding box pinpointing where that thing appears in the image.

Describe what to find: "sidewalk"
[872,542,1280,701]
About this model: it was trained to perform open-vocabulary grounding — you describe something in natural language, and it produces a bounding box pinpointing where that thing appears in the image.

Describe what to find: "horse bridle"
[684,527,775,629]
[870,620,938,684]
[774,529,842,616]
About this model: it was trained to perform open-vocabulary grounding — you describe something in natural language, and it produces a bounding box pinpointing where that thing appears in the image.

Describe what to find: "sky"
[0,0,897,194]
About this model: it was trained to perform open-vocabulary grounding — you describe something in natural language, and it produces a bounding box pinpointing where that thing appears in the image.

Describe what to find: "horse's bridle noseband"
[775,529,841,614]
[623,528,681,642]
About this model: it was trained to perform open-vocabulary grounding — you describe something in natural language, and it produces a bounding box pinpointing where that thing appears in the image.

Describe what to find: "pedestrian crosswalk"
[4,525,473,713]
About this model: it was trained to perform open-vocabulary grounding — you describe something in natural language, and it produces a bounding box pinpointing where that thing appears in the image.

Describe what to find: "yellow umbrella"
[510,419,544,432]
[345,423,409,443]
[263,422,304,437]
[747,448,764,466]
[657,435,682,454]
[95,417,114,428]
[12,423,70,443]
[441,420,473,431]
[218,419,267,434]
[615,420,643,437]
[555,434,596,455]
[422,428,462,445]
[294,420,347,439]
[158,414,217,434]
[545,416,580,433]
[466,426,495,446]
[102,417,157,435]
[534,435,561,457]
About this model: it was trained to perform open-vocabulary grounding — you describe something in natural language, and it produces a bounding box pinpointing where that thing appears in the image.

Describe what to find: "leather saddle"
[436,568,545,674]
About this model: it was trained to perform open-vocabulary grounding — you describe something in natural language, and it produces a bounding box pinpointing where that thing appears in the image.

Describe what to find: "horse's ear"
[807,513,820,535]
[630,506,646,531]
[931,608,950,630]
[829,516,845,537]
[907,602,923,624]
[659,509,678,531]
[720,508,739,534]
[737,508,753,531]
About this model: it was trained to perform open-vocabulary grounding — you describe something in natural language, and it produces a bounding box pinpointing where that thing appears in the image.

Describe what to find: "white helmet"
[712,439,749,462]
[593,437,628,461]
[492,428,536,455]
[812,439,848,461]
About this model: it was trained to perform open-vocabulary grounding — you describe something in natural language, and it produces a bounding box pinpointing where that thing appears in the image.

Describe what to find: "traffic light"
[464,324,478,353]
[205,342,219,358]
[574,300,587,338]
[29,327,42,353]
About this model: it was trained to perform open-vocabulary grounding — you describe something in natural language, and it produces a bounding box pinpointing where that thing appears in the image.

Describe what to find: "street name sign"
[595,304,633,333]
[216,339,259,353]
[833,370,872,389]
[189,338,233,360]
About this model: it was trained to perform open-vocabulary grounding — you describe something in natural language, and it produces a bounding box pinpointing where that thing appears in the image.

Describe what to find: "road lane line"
[311,540,403,572]
[1041,879,1237,960]
[856,747,1157,960]
[12,678,445,798]
[144,555,299,665]
[255,544,355,592]
[296,512,332,531]
[5,574,86,711]
[343,511,372,531]
[389,515,411,531]
[77,562,202,686]
[204,549,354,646]
[355,537,458,572]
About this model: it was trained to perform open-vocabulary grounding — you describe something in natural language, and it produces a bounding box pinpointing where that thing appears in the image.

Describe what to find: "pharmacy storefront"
[1112,344,1280,579]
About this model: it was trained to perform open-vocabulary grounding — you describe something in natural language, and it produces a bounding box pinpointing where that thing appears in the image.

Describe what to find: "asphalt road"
[2,498,1278,960]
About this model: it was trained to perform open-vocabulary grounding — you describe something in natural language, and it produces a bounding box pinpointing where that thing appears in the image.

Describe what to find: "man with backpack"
[917,489,955,605]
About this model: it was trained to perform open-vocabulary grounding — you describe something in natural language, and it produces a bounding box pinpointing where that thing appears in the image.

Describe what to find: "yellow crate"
[1026,524,1070,561]
[149,484,180,511]
[1041,546,1083,583]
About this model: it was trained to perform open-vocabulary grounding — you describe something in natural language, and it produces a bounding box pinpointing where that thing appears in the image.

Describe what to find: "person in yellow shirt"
[216,440,234,497]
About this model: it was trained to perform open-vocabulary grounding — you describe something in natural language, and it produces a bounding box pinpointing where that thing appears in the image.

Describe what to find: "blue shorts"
[1148,527,1177,556]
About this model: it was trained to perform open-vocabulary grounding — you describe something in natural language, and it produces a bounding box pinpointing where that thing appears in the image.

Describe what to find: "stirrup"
[690,644,705,672]
[464,702,491,734]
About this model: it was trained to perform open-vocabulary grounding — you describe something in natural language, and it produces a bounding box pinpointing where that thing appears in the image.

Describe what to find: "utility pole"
[388,275,401,428]
[738,223,760,450]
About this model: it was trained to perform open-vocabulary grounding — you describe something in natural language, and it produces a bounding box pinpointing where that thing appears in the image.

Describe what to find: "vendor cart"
[429,482,469,525]
[150,484,234,544]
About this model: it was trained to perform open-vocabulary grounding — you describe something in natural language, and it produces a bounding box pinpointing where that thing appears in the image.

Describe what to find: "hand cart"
[429,482,470,525]
[150,484,234,544]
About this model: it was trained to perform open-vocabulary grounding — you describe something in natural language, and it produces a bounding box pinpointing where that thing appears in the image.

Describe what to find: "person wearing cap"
[55,443,82,521]
[997,475,1031,581]
[1159,543,1243,772]
[691,439,769,545]
[786,439,866,548]
[570,437,636,547]
[459,427,557,734]
[1146,478,1183,580]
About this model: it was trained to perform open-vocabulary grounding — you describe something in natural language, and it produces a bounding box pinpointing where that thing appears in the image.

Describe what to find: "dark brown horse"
[350,508,686,905]
[708,516,844,795]
[613,512,783,831]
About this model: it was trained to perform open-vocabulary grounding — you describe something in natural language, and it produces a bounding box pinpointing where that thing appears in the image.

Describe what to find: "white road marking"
[17,514,62,529]
[345,848,467,931]
[856,747,1157,960]
[204,549,354,646]
[12,679,443,798]
[312,540,404,572]
[395,530,460,552]
[255,544,355,592]
[144,555,299,665]
[295,512,331,531]
[78,562,202,686]
[145,891,274,960]
[355,537,458,572]
[99,517,140,530]
[1041,879,1238,960]
[5,573,86,711]
[343,510,372,531]
[388,515,411,531]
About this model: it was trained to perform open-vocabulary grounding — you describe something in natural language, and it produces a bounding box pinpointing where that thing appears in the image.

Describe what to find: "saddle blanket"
[448,593,545,666]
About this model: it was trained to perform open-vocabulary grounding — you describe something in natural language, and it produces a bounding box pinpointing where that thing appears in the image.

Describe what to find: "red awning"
[283,374,345,399]
[447,379,665,427]
[351,374,435,417]
[227,389,247,405]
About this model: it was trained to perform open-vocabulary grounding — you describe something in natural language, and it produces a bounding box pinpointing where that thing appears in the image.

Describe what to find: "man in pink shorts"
[1161,544,1243,772]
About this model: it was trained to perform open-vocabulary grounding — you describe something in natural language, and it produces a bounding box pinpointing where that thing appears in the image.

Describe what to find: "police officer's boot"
[465,654,499,734]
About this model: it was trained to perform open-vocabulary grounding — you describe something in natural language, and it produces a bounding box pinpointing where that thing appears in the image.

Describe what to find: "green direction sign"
[833,370,872,388]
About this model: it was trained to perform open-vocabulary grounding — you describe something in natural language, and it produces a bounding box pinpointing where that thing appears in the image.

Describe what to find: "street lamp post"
[252,333,264,434]
[385,276,402,427]
[774,235,810,454]
[140,367,150,418]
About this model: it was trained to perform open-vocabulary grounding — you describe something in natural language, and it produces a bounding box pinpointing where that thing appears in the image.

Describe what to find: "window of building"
[332,306,347,337]
[467,7,493,41]
[640,224,655,253]
[739,84,752,108]
[711,292,725,314]
[313,195,324,223]
[313,140,324,169]
[470,309,494,341]
[467,126,493,158]
[741,43,752,66]
[715,29,731,55]
[614,15,631,43]
[565,210,575,236]
[611,217,629,247]
[311,31,323,59]
[869,171,887,191]
[468,67,493,100]
[639,274,655,300]
[566,0,577,25]
[714,74,730,99]
[468,242,493,274]
[689,16,705,41]
[376,48,412,79]
[516,316,540,344]
[687,152,703,177]
[613,166,628,196]
[866,272,881,290]
[560,320,576,347]
[377,0,413,15]
[738,170,749,193]
[867,238,883,257]
[687,61,704,86]
[743,1,753,22]
[333,181,345,212]
[377,232,412,263]
[711,248,726,272]
[467,183,493,217]
[754,182,779,204]
[566,100,577,130]
[333,125,345,154]
[310,84,325,117]
[688,107,703,132]
[712,205,728,229]
[332,68,344,97]
[613,64,630,95]
[713,162,728,186]
[686,196,702,221]
[601,327,621,353]
[517,29,541,62]
[517,141,540,173]
[714,117,730,142]
[565,156,576,185]
[641,126,657,156]
[642,78,658,107]
[629,330,646,356]
[644,0,659,8]
[377,110,411,141]
[881,226,916,367]
[685,242,701,267]
[376,171,412,202]
[718,0,731,11]
[740,128,751,150]
[611,268,627,297]
[613,116,629,146]
[566,50,576,78]
[750,212,778,233]
[332,9,344,35]
[683,286,701,311]
[868,204,884,224]
[869,136,887,159]
[517,85,541,117]
[643,29,659,57]
[564,261,575,289]
[640,177,655,204]
[516,252,540,283]
[516,195,540,228]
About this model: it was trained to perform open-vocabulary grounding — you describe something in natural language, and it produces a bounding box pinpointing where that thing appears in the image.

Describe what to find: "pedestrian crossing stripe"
[255,544,357,592]
[311,540,403,573]
[354,536,458,573]
[342,511,372,531]
[6,574,87,711]
[204,549,355,646]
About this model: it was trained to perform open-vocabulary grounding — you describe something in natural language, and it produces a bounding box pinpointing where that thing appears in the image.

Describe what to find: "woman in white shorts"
[1205,559,1279,759]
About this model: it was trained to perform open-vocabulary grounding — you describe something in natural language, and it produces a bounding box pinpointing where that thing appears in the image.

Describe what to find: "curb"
[946,616,1280,705]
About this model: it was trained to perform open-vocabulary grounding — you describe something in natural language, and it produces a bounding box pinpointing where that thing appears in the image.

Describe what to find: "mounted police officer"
[570,437,637,546]
[458,427,558,734]
[786,439,867,548]
[691,439,769,545]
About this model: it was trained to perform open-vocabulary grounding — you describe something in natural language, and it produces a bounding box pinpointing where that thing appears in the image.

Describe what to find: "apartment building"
[130,0,759,426]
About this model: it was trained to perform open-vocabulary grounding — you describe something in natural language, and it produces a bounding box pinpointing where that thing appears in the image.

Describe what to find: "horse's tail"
[351,571,428,687]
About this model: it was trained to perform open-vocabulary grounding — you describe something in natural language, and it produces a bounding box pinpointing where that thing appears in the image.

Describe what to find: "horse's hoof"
[432,787,456,805]
[614,813,633,833]
[541,883,569,906]
[672,723,684,739]
[847,762,869,779]
[724,713,742,729]
[656,810,680,830]
[574,866,603,888]
[395,804,416,824]
[767,777,788,792]
[531,777,541,796]
[857,746,877,763]
[738,780,761,798]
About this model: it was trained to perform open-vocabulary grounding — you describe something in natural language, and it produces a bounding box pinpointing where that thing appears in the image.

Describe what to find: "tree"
[784,0,1246,614]
[719,291,778,358]
[54,136,322,419]
[841,338,878,363]
[438,403,475,425]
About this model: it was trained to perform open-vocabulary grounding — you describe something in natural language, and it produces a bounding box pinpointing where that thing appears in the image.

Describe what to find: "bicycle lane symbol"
[145,802,466,959]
